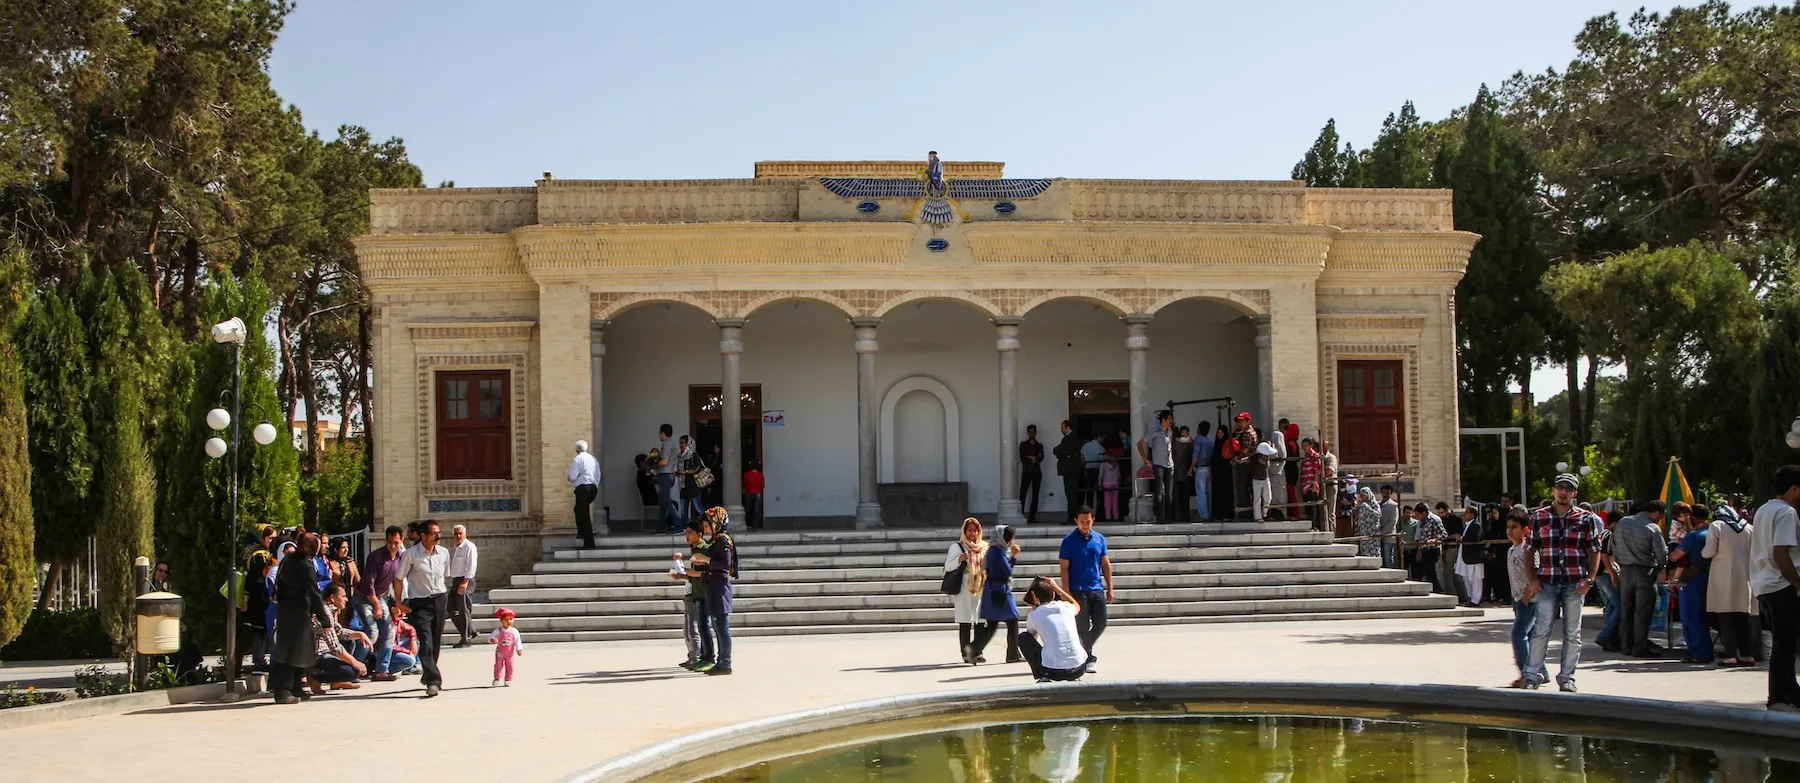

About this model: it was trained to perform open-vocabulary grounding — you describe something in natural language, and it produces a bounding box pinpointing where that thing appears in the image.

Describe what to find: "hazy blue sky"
[268,0,1660,395]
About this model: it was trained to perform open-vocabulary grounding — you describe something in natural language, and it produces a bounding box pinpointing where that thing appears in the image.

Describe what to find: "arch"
[870,291,1002,318]
[1017,290,1131,318]
[879,375,961,483]
[592,293,723,321]
[737,291,857,320]
[1146,290,1266,318]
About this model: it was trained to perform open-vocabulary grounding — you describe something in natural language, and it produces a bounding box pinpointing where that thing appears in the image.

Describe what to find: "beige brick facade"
[356,161,1476,581]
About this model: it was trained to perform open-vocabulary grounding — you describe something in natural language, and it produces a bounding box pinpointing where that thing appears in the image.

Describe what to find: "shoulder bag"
[940,544,967,595]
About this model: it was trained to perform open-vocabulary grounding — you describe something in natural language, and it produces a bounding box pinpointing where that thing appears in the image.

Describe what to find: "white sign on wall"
[762,410,786,427]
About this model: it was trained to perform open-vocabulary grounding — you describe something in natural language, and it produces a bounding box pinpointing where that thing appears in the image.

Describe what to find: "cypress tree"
[21,289,93,606]
[1751,293,1800,493]
[0,249,33,647]
[1292,119,1349,186]
[1363,101,1435,188]
[87,273,158,649]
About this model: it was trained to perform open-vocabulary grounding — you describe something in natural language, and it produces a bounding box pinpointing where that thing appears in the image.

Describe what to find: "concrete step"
[510,555,1380,588]
[480,594,1463,633]
[475,580,1433,618]
[536,520,1316,551]
[480,606,1483,644]
[487,567,1409,604]
[530,544,1361,574]
[545,531,1333,561]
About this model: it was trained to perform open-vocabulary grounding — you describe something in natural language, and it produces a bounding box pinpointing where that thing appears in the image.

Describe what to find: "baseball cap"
[1235,412,1252,421]
[1552,473,1581,489]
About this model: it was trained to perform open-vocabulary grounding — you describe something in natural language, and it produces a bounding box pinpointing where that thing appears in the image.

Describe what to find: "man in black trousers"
[1019,424,1045,524]
[1053,420,1083,523]
[394,519,451,697]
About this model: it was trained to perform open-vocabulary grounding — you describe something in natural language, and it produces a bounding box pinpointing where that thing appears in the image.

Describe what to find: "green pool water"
[697,714,1795,782]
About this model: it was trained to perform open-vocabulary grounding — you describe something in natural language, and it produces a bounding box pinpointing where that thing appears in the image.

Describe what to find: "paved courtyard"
[1,608,1775,782]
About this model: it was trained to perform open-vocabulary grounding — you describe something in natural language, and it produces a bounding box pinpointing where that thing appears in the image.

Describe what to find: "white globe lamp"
[1555,461,1569,473]
[1787,430,1800,450]
[204,437,228,459]
[252,422,279,447]
[206,408,231,432]
[1579,465,1593,477]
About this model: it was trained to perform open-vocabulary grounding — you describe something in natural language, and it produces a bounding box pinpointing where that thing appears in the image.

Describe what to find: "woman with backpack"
[944,517,989,663]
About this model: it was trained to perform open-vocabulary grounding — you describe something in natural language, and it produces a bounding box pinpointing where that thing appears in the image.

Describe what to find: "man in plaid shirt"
[1520,473,1604,691]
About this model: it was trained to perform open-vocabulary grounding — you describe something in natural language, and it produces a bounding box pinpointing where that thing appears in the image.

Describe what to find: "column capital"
[993,317,1021,352]
[589,319,606,357]
[991,315,1025,327]
[1253,313,1272,348]
[1124,313,1151,351]
[853,319,879,354]
[1122,313,1154,326]
[849,316,882,329]
[714,317,748,329]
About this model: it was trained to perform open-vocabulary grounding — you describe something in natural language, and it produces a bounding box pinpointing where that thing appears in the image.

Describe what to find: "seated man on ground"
[1020,577,1088,683]
[314,584,371,691]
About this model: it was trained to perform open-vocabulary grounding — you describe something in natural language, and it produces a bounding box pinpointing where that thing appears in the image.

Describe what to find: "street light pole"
[221,339,243,701]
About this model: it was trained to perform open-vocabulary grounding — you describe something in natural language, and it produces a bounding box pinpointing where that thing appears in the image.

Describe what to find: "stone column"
[1124,314,1152,523]
[588,319,609,535]
[1254,314,1274,424]
[852,317,883,528]
[994,317,1025,526]
[717,318,746,523]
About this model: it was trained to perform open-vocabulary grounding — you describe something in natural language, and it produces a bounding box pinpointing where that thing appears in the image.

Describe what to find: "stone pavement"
[0,608,1774,782]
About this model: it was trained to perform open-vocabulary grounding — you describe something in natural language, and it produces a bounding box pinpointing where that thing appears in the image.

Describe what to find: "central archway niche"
[879,376,960,483]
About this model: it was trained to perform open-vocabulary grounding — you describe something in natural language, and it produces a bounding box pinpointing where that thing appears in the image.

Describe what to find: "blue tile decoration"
[820,178,1054,200]
[926,238,949,252]
[917,200,957,225]
[994,201,1017,214]
[856,200,880,214]
[428,497,523,514]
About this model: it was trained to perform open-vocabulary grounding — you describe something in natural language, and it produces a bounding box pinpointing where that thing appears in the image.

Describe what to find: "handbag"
[940,544,967,595]
[693,466,715,488]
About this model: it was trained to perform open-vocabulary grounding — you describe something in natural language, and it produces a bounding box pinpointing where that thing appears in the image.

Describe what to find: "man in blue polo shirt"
[1058,506,1114,674]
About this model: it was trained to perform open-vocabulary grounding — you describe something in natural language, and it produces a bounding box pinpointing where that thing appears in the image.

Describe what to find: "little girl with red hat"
[490,608,524,686]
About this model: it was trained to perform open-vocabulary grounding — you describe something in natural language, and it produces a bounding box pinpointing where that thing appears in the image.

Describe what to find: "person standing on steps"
[1137,410,1176,523]
[1228,413,1257,520]
[447,524,480,648]
[1019,425,1044,525]
[394,519,451,698]
[567,440,600,549]
[967,524,1023,665]
[946,517,990,663]
[1173,426,1195,524]
[1080,432,1105,519]
[1058,507,1112,674]
[1054,421,1083,524]
[656,424,679,534]
[1191,421,1214,522]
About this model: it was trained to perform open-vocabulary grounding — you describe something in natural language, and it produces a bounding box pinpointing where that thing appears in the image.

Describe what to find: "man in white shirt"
[1751,465,1800,713]
[447,525,480,648]
[1019,577,1088,683]
[568,440,601,549]
[394,520,451,697]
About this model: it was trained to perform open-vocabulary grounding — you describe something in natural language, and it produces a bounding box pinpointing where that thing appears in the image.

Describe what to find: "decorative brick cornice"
[962,223,1333,271]
[1319,231,1478,283]
[1316,314,1428,333]
[355,235,529,290]
[1068,180,1307,223]
[1304,188,1455,232]
[406,318,537,342]
[536,179,801,224]
[516,223,915,279]
[754,160,1005,179]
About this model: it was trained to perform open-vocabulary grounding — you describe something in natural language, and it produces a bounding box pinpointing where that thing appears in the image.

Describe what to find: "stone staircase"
[472,520,1478,643]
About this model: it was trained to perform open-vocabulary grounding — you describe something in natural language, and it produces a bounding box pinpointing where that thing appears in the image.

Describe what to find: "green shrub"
[71,663,131,698]
[0,608,114,661]
[0,683,66,709]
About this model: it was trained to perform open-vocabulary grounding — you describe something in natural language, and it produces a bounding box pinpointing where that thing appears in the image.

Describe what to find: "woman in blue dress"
[967,525,1024,665]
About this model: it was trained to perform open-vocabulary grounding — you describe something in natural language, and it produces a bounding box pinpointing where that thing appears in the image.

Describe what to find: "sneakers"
[692,661,715,673]
[503,680,511,687]
[1558,682,1578,693]
[1521,680,1542,690]
[1083,661,1098,674]
[1035,677,1051,684]
[492,679,502,687]
[424,684,440,698]
[706,666,733,676]
[370,673,397,682]
[678,660,699,670]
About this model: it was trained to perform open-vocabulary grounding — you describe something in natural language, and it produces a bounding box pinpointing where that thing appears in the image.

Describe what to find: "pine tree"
[1363,101,1436,188]
[1292,119,1348,186]
[0,248,33,647]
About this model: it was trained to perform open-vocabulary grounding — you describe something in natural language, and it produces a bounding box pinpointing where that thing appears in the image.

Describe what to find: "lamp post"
[1785,417,1800,450]
[205,317,279,700]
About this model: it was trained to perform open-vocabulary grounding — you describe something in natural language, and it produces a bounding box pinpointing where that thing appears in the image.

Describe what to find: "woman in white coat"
[944,517,989,663]
[1703,504,1759,666]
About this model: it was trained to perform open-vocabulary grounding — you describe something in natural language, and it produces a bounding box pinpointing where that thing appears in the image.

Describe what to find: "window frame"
[434,369,512,481]
[1337,359,1406,465]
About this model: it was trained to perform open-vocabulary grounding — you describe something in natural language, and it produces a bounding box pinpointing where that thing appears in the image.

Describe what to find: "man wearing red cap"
[1228,413,1258,520]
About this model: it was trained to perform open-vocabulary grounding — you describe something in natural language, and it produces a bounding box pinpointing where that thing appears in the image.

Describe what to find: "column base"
[725,505,746,528]
[594,508,610,537]
[1131,495,1155,524]
[996,499,1026,527]
[854,502,884,529]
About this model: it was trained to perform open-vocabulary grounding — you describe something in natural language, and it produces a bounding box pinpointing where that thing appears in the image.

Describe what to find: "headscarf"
[958,517,989,594]
[274,541,297,564]
[1713,503,1748,534]
[1355,487,1377,513]
[705,505,731,534]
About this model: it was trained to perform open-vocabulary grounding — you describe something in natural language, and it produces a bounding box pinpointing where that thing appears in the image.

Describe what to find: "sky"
[268,0,1664,399]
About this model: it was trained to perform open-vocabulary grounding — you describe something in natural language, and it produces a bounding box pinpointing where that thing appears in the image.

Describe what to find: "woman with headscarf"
[677,436,704,523]
[271,533,333,704]
[968,524,1022,665]
[1210,426,1233,521]
[1702,503,1758,666]
[691,506,737,675]
[1353,488,1382,558]
[945,517,989,663]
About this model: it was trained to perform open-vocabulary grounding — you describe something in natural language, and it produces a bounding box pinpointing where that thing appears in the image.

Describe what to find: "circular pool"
[559,682,1800,782]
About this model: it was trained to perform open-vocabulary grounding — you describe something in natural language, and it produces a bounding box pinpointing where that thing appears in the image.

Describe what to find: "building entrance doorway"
[1068,381,1129,446]
[689,384,762,474]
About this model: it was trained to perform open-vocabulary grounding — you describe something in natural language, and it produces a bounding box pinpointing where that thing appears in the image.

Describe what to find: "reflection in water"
[703,715,1788,782]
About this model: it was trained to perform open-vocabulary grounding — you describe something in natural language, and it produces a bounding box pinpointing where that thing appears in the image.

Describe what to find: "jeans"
[682,595,703,663]
[1018,633,1084,681]
[390,650,418,671]
[1618,565,1658,655]
[1193,467,1211,520]
[1760,585,1799,707]
[406,593,447,687]
[573,482,598,546]
[1072,590,1107,664]
[353,595,395,674]
[1152,466,1174,521]
[1526,582,1586,687]
[312,655,358,684]
[1510,600,1544,679]
[657,473,678,532]
[1383,541,1399,571]
[1594,572,1621,648]
[698,604,732,668]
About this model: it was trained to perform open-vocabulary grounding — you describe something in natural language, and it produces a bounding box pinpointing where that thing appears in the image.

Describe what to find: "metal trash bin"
[135,592,183,655]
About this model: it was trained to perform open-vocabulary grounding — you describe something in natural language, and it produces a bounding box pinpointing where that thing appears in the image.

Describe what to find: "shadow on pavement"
[551,668,688,686]
[842,663,967,674]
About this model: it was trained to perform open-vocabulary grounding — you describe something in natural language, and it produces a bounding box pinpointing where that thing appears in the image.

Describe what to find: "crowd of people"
[940,508,1111,682]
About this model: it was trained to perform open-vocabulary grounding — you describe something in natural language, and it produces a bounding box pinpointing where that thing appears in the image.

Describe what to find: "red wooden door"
[437,370,510,480]
[1338,360,1404,465]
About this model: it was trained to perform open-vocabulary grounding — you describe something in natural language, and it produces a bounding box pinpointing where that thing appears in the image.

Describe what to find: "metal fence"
[31,535,99,611]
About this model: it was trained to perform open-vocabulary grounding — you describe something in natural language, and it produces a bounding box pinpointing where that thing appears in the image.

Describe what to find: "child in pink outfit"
[489,608,524,686]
